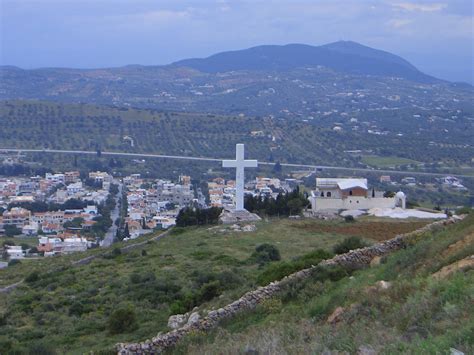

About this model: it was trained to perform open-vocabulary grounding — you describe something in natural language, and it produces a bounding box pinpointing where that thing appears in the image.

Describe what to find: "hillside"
[1,215,472,354]
[0,217,442,354]
[1,42,472,119]
[1,100,473,174]
[173,215,473,354]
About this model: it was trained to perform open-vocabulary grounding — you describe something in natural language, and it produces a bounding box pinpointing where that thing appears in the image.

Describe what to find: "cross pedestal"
[223,143,258,211]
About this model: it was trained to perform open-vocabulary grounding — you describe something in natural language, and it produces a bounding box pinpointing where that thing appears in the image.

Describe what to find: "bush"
[107,307,137,334]
[333,236,368,254]
[344,215,355,223]
[25,271,40,283]
[27,341,56,355]
[257,249,332,286]
[252,243,281,265]
[198,281,221,302]
[7,259,21,266]
[455,206,471,215]
[112,247,122,257]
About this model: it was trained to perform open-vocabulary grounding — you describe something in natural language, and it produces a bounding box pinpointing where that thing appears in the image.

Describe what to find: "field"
[0,217,431,354]
[361,155,420,168]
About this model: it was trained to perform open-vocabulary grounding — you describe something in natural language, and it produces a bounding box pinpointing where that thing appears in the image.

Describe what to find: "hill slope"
[0,218,434,353]
[171,215,474,354]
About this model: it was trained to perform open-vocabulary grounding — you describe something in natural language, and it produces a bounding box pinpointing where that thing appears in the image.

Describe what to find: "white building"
[45,173,65,184]
[6,245,25,259]
[309,178,406,213]
[67,181,83,195]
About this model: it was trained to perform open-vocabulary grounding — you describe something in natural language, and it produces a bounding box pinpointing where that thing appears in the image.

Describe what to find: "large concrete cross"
[223,144,258,211]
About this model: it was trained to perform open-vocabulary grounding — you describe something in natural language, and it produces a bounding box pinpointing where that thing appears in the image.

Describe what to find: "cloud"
[392,2,447,12]
[388,18,413,28]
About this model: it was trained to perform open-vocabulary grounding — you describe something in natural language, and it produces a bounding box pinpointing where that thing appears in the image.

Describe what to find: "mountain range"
[1,41,472,118]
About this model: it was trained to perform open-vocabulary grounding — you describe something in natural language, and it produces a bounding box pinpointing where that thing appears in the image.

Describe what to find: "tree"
[123,223,130,239]
[4,225,21,237]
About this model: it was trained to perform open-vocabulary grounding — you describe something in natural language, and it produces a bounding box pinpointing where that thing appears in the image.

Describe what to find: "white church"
[309,178,406,214]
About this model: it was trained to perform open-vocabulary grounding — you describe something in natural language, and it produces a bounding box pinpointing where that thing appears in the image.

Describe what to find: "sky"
[1,0,473,83]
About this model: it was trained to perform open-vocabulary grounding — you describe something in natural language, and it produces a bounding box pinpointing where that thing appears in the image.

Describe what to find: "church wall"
[311,196,396,212]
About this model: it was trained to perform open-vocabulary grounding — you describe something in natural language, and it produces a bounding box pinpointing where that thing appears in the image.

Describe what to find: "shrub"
[252,243,281,265]
[129,273,141,284]
[112,247,122,257]
[217,270,244,289]
[25,271,40,283]
[27,341,56,355]
[344,215,355,223]
[256,249,333,286]
[198,281,221,303]
[333,236,368,254]
[107,307,137,334]
[257,261,296,285]
[455,206,471,215]
[7,259,21,266]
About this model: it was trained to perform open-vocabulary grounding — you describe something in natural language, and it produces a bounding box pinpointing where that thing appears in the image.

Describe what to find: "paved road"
[100,181,123,248]
[1,147,473,179]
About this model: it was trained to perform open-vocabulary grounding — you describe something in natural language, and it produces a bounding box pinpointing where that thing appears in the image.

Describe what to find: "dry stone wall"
[116,216,463,354]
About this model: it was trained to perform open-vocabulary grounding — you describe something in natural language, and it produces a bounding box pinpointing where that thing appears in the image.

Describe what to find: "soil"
[293,220,430,241]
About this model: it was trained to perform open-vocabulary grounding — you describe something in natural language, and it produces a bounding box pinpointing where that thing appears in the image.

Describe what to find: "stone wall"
[116,217,462,354]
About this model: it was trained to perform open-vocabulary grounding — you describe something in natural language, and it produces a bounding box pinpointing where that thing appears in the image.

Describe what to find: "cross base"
[219,208,262,224]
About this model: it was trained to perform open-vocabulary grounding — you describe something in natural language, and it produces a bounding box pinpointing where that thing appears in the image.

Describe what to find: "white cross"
[223,144,258,211]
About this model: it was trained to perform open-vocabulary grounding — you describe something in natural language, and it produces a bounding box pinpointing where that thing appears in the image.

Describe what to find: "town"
[1,161,469,268]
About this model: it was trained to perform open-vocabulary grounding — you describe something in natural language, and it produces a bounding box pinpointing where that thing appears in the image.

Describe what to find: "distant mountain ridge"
[173,41,438,83]
[2,40,472,118]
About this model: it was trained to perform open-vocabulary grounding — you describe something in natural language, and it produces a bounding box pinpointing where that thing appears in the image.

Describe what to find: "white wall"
[311,196,397,212]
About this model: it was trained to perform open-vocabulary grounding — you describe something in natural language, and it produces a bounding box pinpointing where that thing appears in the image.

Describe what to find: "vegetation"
[177,214,474,354]
[1,100,472,171]
[333,236,369,254]
[245,188,309,217]
[0,217,428,353]
[251,243,281,266]
[176,207,222,227]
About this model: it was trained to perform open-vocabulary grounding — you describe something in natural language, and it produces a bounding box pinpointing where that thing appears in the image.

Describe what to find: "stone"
[327,306,345,324]
[375,280,392,290]
[370,256,382,267]
[242,224,257,232]
[219,208,261,224]
[357,345,377,355]
[167,313,188,329]
[187,311,200,325]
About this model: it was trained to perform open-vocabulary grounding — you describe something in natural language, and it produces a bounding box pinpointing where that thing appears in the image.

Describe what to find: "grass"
[0,217,430,354]
[178,214,474,354]
[361,155,420,168]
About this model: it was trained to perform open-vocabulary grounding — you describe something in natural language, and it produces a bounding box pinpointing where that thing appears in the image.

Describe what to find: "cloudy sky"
[1,0,473,82]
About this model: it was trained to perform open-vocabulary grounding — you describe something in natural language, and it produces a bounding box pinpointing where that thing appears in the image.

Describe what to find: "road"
[100,181,123,248]
[0,147,473,179]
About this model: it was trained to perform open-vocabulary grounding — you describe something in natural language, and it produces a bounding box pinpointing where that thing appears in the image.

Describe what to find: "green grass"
[178,214,474,354]
[361,155,420,168]
[0,217,389,354]
[0,217,462,353]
